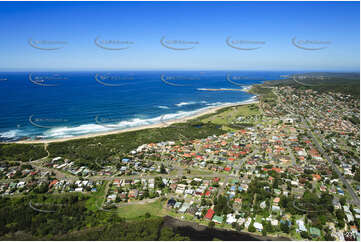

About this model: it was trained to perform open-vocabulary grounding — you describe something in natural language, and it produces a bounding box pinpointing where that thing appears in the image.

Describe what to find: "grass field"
[85,181,108,211]
[115,199,165,219]
[200,104,260,128]
[187,168,215,175]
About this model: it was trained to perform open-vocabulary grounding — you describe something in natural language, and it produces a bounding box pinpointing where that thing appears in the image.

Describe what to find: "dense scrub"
[249,85,277,106]
[272,73,360,97]
[0,143,47,161]
[0,194,188,240]
[61,217,189,241]
[0,194,102,239]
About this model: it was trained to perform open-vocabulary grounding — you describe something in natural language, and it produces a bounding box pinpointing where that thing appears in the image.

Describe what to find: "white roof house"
[272,205,280,212]
[178,203,190,213]
[244,217,252,228]
[185,189,194,195]
[346,212,354,223]
[254,222,263,231]
[226,214,237,224]
[271,219,279,226]
[343,205,351,213]
[237,218,246,225]
[296,219,307,232]
[52,157,62,162]
[260,201,267,209]
[17,181,26,188]
[174,202,182,209]
[176,184,186,194]
[75,187,83,192]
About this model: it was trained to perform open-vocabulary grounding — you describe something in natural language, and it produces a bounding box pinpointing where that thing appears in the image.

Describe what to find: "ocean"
[0,71,290,141]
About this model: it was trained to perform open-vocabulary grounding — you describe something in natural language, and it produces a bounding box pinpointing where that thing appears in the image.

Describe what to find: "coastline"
[14,97,259,144]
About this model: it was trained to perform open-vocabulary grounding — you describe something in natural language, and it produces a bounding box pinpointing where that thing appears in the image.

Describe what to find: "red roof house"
[224,167,231,172]
[205,208,215,220]
[49,179,58,188]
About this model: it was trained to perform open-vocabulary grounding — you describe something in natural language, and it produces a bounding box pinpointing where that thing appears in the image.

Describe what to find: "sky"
[0,1,359,71]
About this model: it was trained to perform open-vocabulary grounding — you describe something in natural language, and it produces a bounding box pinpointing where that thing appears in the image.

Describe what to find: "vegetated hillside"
[60,217,189,241]
[304,72,360,80]
[0,193,103,239]
[269,72,360,97]
[0,143,47,161]
[0,193,188,241]
[248,84,277,108]
[294,79,359,96]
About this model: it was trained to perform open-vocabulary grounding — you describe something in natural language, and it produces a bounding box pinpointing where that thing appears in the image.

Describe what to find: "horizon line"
[0,69,359,73]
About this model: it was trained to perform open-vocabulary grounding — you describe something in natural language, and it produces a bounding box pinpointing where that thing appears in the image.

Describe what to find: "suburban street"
[302,117,360,207]
[273,89,360,207]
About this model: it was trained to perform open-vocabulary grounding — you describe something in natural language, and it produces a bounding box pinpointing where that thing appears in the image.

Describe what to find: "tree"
[352,164,357,173]
[202,208,208,217]
[324,232,335,241]
[208,221,215,229]
[35,183,49,193]
[337,219,345,229]
[339,197,346,206]
[154,177,165,189]
[248,223,256,233]
[280,222,289,234]
[214,195,232,215]
[280,195,288,208]
[160,164,166,174]
[300,231,308,239]
[354,170,360,181]
[319,215,327,225]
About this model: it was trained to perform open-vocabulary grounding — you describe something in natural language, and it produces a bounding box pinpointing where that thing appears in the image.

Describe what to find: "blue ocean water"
[0,71,290,141]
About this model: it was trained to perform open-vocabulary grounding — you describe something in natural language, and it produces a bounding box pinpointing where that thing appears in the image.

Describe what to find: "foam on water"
[0,70,278,142]
[175,101,198,107]
[38,97,257,140]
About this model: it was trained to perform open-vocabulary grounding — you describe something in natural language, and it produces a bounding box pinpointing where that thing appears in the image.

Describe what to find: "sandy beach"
[15,98,259,144]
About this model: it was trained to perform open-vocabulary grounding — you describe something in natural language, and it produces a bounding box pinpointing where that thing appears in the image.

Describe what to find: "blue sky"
[0,1,359,71]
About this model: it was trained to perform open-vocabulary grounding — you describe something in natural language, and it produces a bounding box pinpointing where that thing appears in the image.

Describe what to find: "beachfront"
[16,97,259,144]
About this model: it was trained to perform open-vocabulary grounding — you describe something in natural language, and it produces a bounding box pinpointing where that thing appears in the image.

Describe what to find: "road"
[272,89,359,207]
[217,147,255,197]
[302,117,360,207]
[287,146,297,166]
[271,89,359,207]
[1,160,231,184]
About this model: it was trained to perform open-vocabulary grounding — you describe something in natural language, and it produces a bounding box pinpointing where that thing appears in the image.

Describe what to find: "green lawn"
[115,199,164,219]
[85,181,108,211]
[201,104,260,127]
[255,215,263,223]
[188,168,215,175]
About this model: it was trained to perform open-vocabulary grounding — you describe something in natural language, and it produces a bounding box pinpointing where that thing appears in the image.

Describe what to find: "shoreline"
[14,98,259,144]
[5,85,259,145]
